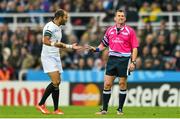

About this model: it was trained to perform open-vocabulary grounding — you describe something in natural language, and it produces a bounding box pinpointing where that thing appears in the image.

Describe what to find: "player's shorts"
[105,56,130,77]
[41,55,63,73]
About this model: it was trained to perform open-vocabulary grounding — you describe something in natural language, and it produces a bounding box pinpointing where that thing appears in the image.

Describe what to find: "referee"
[88,9,139,115]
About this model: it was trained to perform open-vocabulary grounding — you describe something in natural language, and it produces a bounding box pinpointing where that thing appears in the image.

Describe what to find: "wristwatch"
[131,61,137,65]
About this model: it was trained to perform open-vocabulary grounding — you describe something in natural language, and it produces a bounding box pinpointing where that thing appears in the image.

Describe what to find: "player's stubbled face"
[115,12,126,24]
[61,12,68,25]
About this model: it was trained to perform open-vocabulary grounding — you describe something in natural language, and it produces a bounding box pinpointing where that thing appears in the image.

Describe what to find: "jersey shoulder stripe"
[45,30,52,33]
[44,31,52,37]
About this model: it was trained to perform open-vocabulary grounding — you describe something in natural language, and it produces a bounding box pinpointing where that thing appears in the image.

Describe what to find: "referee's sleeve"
[44,30,52,37]
[130,29,139,48]
[101,35,109,47]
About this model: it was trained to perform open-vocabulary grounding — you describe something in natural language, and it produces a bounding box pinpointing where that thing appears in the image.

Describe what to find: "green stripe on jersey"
[45,30,52,34]
[44,30,52,37]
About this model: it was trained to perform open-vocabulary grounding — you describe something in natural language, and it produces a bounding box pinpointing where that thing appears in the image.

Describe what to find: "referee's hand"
[89,46,96,52]
[128,62,136,72]
[84,45,96,52]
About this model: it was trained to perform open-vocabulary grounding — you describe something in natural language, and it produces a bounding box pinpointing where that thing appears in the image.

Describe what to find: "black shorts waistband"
[109,55,130,59]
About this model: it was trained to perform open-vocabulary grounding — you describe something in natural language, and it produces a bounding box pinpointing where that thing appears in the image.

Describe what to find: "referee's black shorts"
[105,56,130,77]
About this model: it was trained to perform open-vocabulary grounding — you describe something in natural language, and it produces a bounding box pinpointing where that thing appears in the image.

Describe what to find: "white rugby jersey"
[41,21,62,56]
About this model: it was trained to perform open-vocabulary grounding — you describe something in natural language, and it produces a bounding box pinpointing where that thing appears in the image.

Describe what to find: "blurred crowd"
[0,0,180,22]
[0,0,180,81]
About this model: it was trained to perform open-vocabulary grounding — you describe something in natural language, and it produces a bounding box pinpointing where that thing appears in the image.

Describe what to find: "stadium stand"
[0,0,179,81]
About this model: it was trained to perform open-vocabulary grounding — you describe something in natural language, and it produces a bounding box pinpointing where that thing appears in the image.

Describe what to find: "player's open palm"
[72,43,83,50]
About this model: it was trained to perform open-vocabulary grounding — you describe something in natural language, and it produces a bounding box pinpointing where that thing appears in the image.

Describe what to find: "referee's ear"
[114,17,116,22]
[124,17,126,22]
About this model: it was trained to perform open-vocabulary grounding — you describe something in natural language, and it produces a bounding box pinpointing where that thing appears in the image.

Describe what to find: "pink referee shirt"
[102,25,139,57]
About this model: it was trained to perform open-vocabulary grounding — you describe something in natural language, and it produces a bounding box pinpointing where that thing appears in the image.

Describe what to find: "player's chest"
[53,29,62,40]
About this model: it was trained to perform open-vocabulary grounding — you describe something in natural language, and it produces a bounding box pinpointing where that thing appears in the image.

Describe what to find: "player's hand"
[72,43,83,50]
[128,63,136,72]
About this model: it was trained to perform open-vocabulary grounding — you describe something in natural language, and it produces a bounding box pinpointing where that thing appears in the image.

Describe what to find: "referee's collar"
[114,25,126,31]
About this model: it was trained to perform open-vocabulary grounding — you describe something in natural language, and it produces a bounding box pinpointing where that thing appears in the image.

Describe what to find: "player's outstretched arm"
[55,42,84,50]
[43,36,83,50]
[42,36,66,48]
[72,43,83,50]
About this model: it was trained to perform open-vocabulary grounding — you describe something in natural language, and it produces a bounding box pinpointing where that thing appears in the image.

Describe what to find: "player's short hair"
[115,9,127,17]
[54,9,65,18]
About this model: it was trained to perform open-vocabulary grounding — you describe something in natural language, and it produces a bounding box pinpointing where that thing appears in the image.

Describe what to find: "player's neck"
[53,19,61,26]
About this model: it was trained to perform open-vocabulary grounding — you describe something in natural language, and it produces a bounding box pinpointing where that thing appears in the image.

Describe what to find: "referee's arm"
[129,47,138,72]
[131,48,138,62]
[89,43,106,52]
[97,43,106,51]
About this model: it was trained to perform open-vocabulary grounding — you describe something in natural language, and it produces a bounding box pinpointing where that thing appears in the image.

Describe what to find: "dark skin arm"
[43,36,82,50]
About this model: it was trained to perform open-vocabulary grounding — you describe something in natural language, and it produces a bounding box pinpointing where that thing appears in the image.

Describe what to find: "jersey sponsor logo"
[112,38,124,43]
[71,83,100,106]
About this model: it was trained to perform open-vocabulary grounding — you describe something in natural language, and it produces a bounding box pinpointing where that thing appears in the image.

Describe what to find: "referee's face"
[114,12,126,25]
[60,12,68,25]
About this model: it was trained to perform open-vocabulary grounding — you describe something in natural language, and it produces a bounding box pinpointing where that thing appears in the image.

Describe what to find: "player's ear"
[59,16,62,20]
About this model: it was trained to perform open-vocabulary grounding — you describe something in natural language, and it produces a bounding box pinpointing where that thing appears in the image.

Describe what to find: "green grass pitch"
[0,106,180,118]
